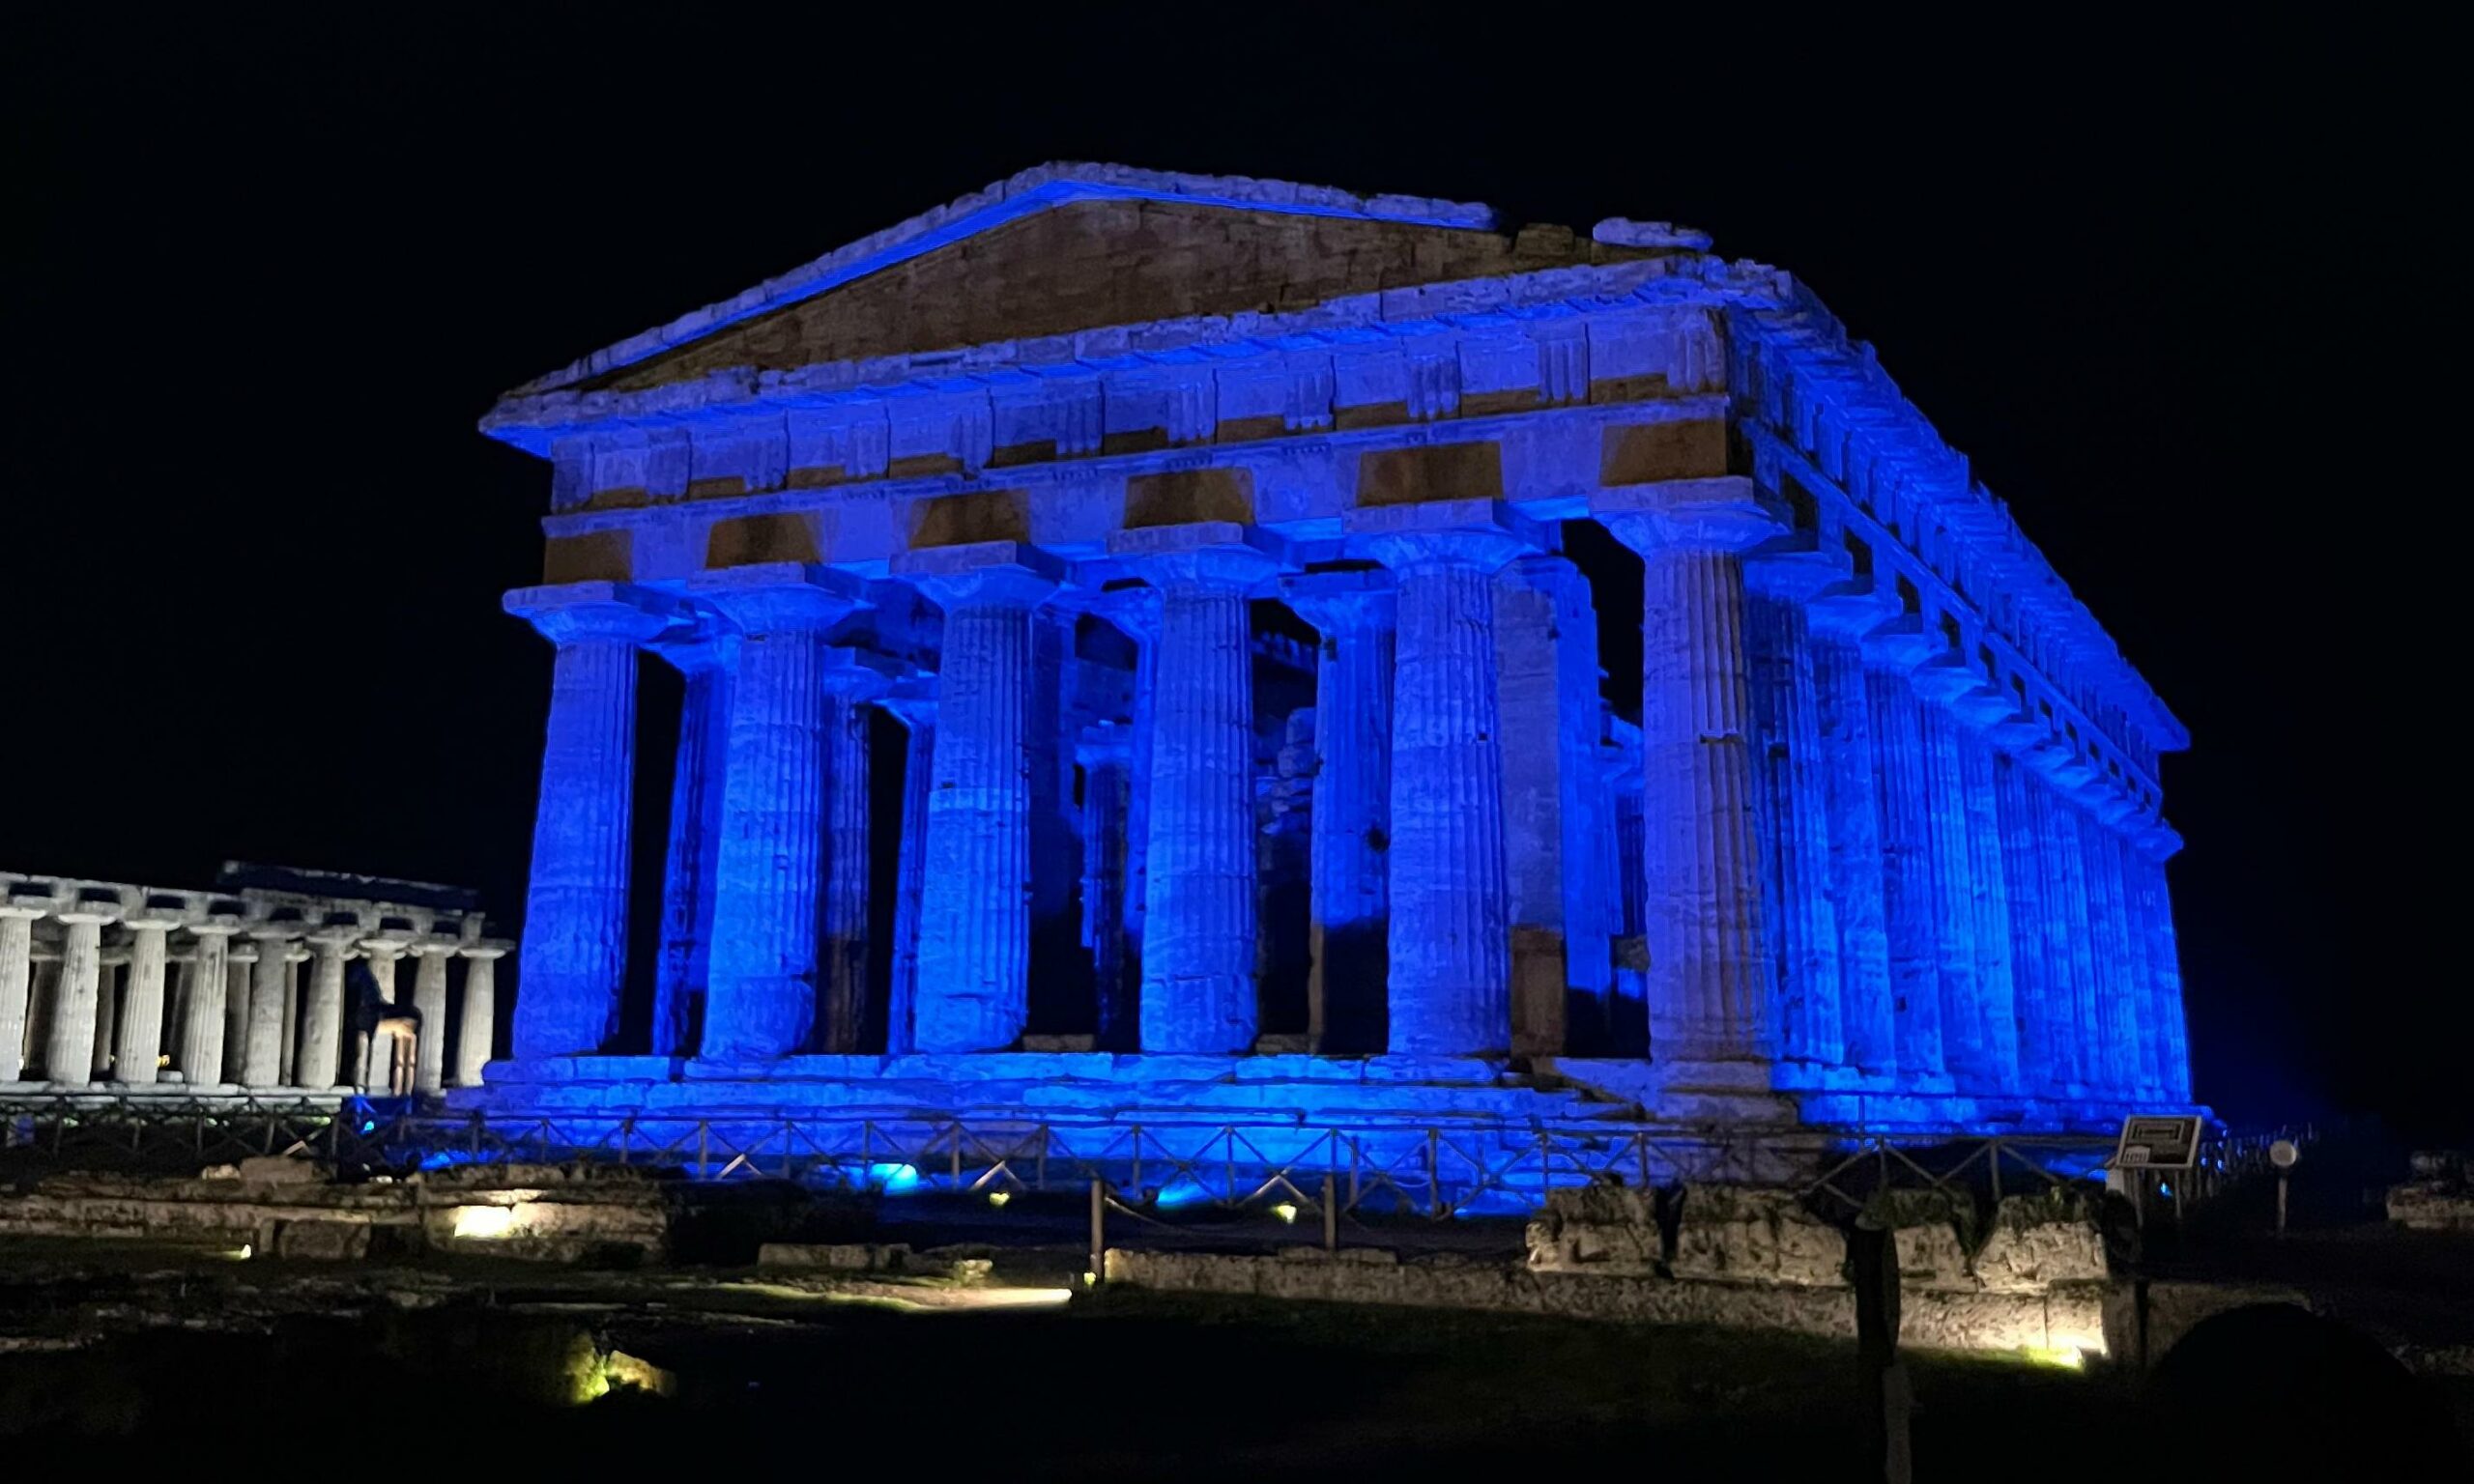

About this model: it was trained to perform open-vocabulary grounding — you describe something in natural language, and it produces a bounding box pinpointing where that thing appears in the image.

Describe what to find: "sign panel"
[2114,1114,2205,1169]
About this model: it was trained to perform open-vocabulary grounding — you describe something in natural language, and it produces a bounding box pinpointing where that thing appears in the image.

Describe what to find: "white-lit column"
[242,926,297,1088]
[0,896,54,1083]
[410,937,457,1095]
[298,929,359,1091]
[113,910,183,1086]
[176,918,241,1088]
[220,938,257,1084]
[44,904,119,1086]
[454,943,507,1088]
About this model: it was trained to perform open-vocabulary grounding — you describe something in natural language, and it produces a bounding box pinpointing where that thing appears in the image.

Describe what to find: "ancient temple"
[465,164,2192,1133]
[2,865,508,1099]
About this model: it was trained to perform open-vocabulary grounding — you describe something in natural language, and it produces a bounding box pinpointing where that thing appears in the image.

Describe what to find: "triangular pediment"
[519,165,1677,397]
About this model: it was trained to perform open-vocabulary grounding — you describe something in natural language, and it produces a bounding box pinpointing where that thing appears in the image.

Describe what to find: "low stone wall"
[1103,1246,2108,1356]
[0,1158,672,1263]
[2387,1152,2474,1232]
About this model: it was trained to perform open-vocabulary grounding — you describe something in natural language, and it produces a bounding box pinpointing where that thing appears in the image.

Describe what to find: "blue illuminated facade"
[464,164,2192,1137]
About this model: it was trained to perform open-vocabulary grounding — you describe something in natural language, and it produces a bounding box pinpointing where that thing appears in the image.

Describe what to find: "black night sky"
[4,14,2452,1137]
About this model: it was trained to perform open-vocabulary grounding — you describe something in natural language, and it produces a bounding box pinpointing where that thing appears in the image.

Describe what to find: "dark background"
[4,12,2452,1137]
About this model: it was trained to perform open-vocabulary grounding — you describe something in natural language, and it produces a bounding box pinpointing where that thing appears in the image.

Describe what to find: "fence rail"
[0,1095,2281,1219]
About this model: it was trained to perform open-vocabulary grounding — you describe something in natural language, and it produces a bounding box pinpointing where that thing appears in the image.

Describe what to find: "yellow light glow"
[1082,1270,1099,1287]
[451,1205,518,1240]
[987,1190,1011,1208]
[1270,1203,1298,1224]
[2021,1346,2086,1370]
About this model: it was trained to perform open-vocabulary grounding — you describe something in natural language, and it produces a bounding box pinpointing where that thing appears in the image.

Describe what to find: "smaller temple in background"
[2,863,507,1099]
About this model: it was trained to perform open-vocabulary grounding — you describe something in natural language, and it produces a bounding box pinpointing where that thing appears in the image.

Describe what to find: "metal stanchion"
[1322,1172,1338,1252]
[1088,1178,1107,1287]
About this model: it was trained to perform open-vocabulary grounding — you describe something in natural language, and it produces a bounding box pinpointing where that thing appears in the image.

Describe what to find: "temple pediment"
[519,164,1695,398]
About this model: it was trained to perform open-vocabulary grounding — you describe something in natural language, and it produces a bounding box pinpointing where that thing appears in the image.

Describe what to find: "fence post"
[1323,1172,1338,1252]
[1088,1178,1106,1286]
[696,1123,709,1181]
[1988,1139,2003,1205]
[1426,1127,1442,1218]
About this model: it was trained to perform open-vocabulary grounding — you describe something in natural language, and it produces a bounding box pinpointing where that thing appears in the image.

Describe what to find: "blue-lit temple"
[462,164,2193,1138]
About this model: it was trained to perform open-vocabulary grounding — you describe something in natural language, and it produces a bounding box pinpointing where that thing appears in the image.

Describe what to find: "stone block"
[759,1241,910,1272]
[1863,1188,1978,1292]
[1668,1184,1848,1287]
[1973,1189,2109,1291]
[269,1218,371,1261]
[2386,1184,2474,1232]
[234,1156,325,1186]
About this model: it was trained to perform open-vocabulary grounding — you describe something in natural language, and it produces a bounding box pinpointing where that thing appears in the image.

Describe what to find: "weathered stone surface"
[233,1156,326,1186]
[267,1218,373,1261]
[1667,1184,1848,1287]
[2387,1183,2474,1232]
[1973,1189,2108,1291]
[2104,1279,2312,1369]
[1864,1188,1978,1292]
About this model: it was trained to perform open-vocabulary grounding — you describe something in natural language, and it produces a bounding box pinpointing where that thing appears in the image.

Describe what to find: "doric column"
[0,895,54,1083]
[242,926,298,1088]
[454,943,507,1087]
[2037,786,2105,1094]
[2080,818,2149,1097]
[820,659,891,1054]
[44,904,119,1085]
[355,931,412,1089]
[297,928,359,1091]
[881,697,935,1054]
[1805,595,1897,1075]
[113,909,182,1085]
[1992,754,2064,1097]
[1078,723,1136,1051]
[1354,504,1533,1057]
[1493,555,1615,1059]
[1089,585,1163,1045]
[1596,480,1784,1072]
[410,937,457,1095]
[504,582,675,1059]
[1111,525,1278,1055]
[896,543,1062,1052]
[1862,639,1948,1083]
[1743,557,1845,1070]
[2131,830,2194,1101]
[650,634,734,1057]
[176,918,241,1088]
[691,563,869,1062]
[1912,692,1992,1090]
[1285,570,1395,1055]
[220,939,257,1084]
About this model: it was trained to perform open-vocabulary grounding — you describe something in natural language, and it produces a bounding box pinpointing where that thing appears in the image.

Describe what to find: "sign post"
[2269,1138,2300,1236]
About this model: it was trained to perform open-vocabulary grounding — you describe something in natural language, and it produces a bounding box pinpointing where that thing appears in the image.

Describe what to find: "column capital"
[2133,822,2186,862]
[226,941,261,964]
[460,940,513,962]
[891,541,1064,611]
[359,932,414,957]
[245,921,303,945]
[878,692,938,730]
[1856,616,1943,673]
[503,581,679,647]
[687,561,870,635]
[409,934,463,959]
[1592,475,1782,556]
[818,648,903,700]
[1742,546,1846,604]
[0,895,55,923]
[1344,499,1543,575]
[304,927,363,955]
[1283,566,1396,636]
[1804,578,1903,641]
[1105,522,1284,594]
[650,627,739,675]
[187,915,244,941]
[122,907,184,934]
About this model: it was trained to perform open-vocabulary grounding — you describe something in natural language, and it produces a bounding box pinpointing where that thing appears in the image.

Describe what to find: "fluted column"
[454,944,506,1087]
[45,905,118,1085]
[1494,555,1615,1058]
[92,950,122,1079]
[2039,788,2104,1094]
[1090,586,1163,1047]
[819,660,890,1054]
[1079,724,1136,1051]
[651,635,734,1057]
[1286,571,1395,1055]
[898,545,1061,1052]
[1358,514,1528,1058]
[1912,695,1991,1090]
[296,930,358,1090]
[0,897,53,1083]
[1110,527,1278,1054]
[1597,481,1784,1072]
[242,927,297,1088]
[1993,754,2063,1097]
[505,583,674,1059]
[882,699,935,1054]
[1863,649,1948,1083]
[220,940,256,1083]
[1744,561,1844,1070]
[113,910,182,1085]
[692,564,869,1062]
[1956,728,2022,1092]
[176,919,240,1087]
[410,938,456,1095]
[1806,600,1896,1074]
[2130,834,2194,1101]
[2081,819,2148,1097]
